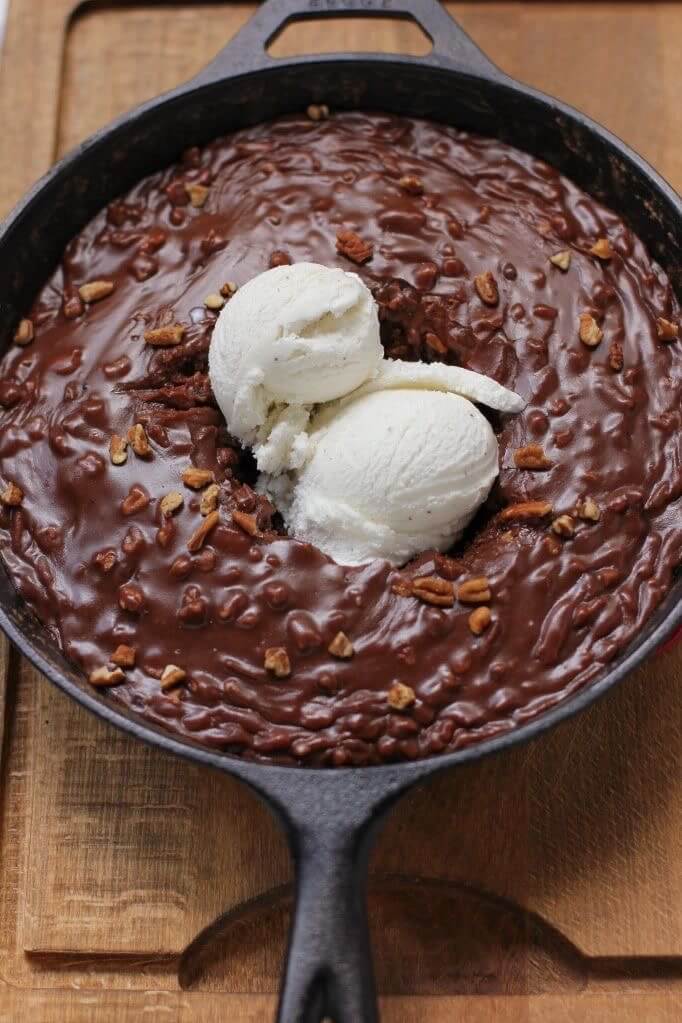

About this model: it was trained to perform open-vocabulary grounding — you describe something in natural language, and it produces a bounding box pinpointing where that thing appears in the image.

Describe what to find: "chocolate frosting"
[0,112,680,765]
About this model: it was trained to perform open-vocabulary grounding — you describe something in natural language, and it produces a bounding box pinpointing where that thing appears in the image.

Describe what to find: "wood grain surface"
[1,2,681,1020]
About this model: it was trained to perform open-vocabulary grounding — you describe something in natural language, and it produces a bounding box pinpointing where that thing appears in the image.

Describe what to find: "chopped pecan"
[579,312,603,347]
[656,317,679,342]
[121,485,150,516]
[499,500,553,523]
[328,631,354,659]
[111,644,136,668]
[608,340,624,372]
[143,324,185,347]
[434,552,461,581]
[63,294,84,319]
[589,237,613,261]
[577,497,601,522]
[399,174,424,195]
[127,423,151,458]
[514,444,553,470]
[412,575,455,608]
[391,577,413,598]
[160,664,187,691]
[474,271,499,306]
[306,103,329,121]
[551,514,575,538]
[468,606,492,635]
[118,583,145,614]
[424,331,447,354]
[220,281,238,297]
[269,250,291,268]
[187,510,219,552]
[109,434,128,466]
[185,182,209,208]
[79,280,115,304]
[204,292,225,311]
[264,646,291,677]
[457,577,491,604]
[160,491,184,517]
[387,682,416,711]
[94,549,116,573]
[336,229,373,265]
[89,665,125,687]
[182,466,214,489]
[13,318,34,345]
[549,250,571,272]
[200,483,220,516]
[0,482,23,507]
[232,509,259,536]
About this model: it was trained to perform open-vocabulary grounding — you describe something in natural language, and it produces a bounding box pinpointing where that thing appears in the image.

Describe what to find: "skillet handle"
[191,0,501,85]
[277,819,378,1023]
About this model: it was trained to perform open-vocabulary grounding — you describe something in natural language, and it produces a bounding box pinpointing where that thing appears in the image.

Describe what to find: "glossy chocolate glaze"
[0,112,681,765]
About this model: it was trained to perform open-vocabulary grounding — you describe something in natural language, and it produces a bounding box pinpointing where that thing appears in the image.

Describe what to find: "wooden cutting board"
[1,2,681,1020]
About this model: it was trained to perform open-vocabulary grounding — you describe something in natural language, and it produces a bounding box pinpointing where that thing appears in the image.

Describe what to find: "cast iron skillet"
[1,1,681,1019]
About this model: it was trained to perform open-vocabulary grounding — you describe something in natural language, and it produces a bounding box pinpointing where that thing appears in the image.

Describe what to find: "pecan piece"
[579,312,603,347]
[185,182,209,208]
[13,318,34,345]
[549,250,571,272]
[109,434,128,466]
[474,271,499,306]
[336,229,373,265]
[187,510,219,552]
[127,423,151,458]
[143,324,185,347]
[589,237,613,261]
[425,331,447,355]
[232,509,260,536]
[220,281,238,298]
[499,500,553,523]
[204,292,225,311]
[182,466,214,490]
[328,631,354,659]
[121,485,149,516]
[79,280,115,304]
[111,644,136,668]
[89,666,125,687]
[399,174,424,195]
[391,577,413,597]
[94,549,116,573]
[200,483,220,516]
[160,664,187,691]
[577,497,600,522]
[0,482,23,507]
[160,491,184,517]
[656,317,679,342]
[608,340,624,372]
[514,444,553,470]
[457,577,491,604]
[306,103,329,121]
[551,514,575,538]
[468,606,492,635]
[387,682,416,711]
[412,575,455,608]
[264,646,291,677]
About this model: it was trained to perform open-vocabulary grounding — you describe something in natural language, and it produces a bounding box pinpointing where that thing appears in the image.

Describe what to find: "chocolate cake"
[0,111,680,765]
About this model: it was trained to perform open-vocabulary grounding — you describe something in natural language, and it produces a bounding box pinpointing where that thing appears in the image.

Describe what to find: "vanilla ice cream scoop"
[209,262,526,566]
[208,262,382,470]
[281,381,509,565]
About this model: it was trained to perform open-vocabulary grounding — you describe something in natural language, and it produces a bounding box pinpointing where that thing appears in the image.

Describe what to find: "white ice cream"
[209,263,525,566]
[208,262,382,472]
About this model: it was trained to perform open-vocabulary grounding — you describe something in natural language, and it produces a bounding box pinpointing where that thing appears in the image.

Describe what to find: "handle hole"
[267,14,432,58]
